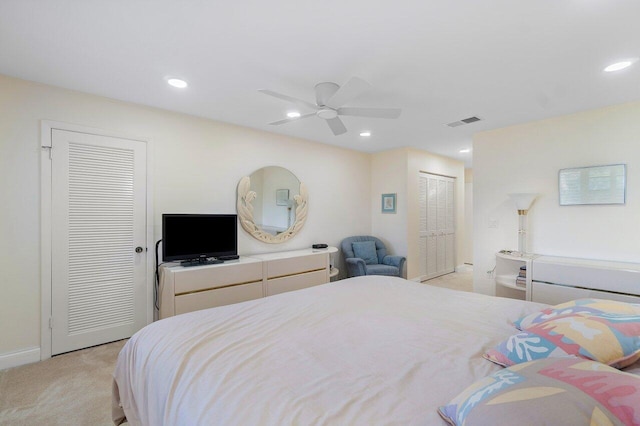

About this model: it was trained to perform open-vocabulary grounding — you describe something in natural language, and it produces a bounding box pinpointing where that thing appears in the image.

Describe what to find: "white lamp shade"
[508,193,538,210]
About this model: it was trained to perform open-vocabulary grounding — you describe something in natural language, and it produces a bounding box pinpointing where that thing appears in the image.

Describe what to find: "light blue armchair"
[341,236,406,278]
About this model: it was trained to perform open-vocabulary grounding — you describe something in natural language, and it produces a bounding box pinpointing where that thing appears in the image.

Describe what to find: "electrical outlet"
[488,218,499,228]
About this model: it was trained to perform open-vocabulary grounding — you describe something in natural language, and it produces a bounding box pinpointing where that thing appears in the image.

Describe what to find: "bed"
[112,275,639,425]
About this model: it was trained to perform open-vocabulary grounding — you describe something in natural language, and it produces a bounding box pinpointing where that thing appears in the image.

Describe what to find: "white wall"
[473,101,640,295]
[0,75,371,361]
[371,149,408,263]
[463,169,473,265]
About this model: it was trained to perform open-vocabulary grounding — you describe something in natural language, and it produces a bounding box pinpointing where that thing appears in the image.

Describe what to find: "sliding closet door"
[50,129,147,355]
[418,172,455,281]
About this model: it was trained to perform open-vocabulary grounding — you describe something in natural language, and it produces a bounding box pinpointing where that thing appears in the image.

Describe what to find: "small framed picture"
[276,189,289,206]
[381,193,396,214]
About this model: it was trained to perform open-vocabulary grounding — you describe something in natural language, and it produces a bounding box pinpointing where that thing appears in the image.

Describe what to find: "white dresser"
[251,248,332,297]
[159,247,337,319]
[529,256,640,305]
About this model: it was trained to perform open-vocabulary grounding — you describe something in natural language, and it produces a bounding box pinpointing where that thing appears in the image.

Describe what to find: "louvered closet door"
[51,129,147,355]
[418,173,455,280]
[440,177,456,273]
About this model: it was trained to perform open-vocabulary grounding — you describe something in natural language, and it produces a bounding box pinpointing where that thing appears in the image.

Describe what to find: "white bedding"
[113,275,549,425]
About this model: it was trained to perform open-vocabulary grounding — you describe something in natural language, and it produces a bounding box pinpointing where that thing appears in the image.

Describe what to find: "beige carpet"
[0,339,126,426]
[422,266,474,292]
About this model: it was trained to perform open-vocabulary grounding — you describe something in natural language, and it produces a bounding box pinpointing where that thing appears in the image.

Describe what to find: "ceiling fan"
[259,77,401,136]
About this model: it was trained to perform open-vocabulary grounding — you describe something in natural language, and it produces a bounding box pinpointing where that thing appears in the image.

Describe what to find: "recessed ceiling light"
[359,131,371,137]
[604,58,638,72]
[459,149,471,153]
[167,78,188,88]
[287,111,301,118]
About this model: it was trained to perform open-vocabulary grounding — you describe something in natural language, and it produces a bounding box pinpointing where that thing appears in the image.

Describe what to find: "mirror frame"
[236,174,308,243]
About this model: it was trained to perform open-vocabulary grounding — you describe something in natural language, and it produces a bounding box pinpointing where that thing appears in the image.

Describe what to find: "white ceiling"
[1,1,640,167]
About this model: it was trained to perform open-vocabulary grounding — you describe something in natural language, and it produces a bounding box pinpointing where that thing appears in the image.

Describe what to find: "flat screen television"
[162,214,237,264]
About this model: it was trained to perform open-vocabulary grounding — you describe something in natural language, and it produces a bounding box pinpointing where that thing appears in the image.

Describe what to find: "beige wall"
[473,101,640,295]
[463,169,473,265]
[371,148,465,280]
[0,75,371,360]
[371,149,408,263]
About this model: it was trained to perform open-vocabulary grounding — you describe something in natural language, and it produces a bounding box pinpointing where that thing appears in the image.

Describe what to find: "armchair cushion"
[352,241,378,265]
[365,264,400,276]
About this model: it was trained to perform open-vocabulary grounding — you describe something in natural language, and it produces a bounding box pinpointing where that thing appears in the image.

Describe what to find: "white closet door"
[51,129,147,355]
[426,175,439,278]
[419,173,456,281]
[444,179,455,272]
[418,176,428,277]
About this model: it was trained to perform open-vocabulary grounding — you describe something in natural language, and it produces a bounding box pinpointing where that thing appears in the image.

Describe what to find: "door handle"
[135,246,144,253]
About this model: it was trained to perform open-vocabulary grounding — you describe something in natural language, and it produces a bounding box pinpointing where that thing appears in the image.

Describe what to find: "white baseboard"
[0,347,40,370]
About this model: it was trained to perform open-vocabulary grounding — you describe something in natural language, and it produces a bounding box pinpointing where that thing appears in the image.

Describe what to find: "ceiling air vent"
[446,116,482,128]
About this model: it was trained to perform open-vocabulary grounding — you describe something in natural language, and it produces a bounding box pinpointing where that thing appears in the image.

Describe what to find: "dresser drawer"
[265,269,328,296]
[531,281,640,305]
[160,248,336,319]
[173,261,263,294]
[265,253,327,279]
[175,281,264,315]
[532,256,640,295]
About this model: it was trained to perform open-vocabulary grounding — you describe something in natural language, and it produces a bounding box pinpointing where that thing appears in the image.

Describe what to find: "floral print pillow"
[514,298,640,330]
[486,312,640,368]
[438,358,640,426]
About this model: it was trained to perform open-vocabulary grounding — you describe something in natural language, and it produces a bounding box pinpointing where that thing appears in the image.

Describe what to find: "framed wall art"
[559,164,626,206]
[381,193,397,214]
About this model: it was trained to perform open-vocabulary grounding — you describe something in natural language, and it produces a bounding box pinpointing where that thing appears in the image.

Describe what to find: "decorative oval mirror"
[237,166,308,243]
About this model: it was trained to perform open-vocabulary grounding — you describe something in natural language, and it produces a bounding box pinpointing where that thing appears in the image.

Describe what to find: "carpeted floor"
[422,266,473,292]
[0,270,473,425]
[0,339,126,426]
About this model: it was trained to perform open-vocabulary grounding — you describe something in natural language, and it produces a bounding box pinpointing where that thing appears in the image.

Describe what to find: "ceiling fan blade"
[338,107,402,119]
[325,77,371,109]
[325,117,347,136]
[268,112,316,126]
[258,89,318,110]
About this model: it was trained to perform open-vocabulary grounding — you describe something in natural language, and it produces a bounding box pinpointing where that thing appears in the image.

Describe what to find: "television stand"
[218,254,240,261]
[180,258,223,267]
[159,247,338,319]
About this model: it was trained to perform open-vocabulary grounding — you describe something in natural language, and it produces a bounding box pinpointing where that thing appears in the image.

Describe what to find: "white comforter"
[113,275,548,425]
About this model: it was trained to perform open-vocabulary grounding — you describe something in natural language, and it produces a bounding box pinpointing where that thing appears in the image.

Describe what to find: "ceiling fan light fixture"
[604,58,638,72]
[258,77,402,136]
[317,108,338,120]
[167,78,188,88]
